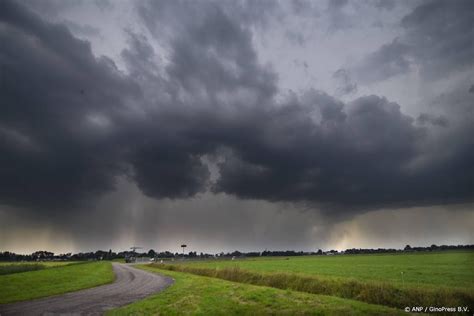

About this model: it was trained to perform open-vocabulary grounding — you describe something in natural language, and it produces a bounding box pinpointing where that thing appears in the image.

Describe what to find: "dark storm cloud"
[416,113,448,127]
[18,0,113,18]
[129,0,474,211]
[0,0,139,210]
[0,0,473,218]
[371,0,396,11]
[328,0,349,10]
[401,0,474,79]
[214,93,420,209]
[354,0,474,82]
[122,1,278,199]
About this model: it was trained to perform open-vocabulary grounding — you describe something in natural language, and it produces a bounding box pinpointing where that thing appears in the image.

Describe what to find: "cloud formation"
[0,0,139,210]
[353,0,474,82]
[1,0,473,220]
[0,0,473,255]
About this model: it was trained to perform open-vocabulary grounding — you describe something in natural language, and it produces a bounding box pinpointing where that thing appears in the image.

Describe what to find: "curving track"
[0,263,173,315]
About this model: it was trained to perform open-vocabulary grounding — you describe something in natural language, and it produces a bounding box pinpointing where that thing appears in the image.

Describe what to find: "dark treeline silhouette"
[1,244,472,262]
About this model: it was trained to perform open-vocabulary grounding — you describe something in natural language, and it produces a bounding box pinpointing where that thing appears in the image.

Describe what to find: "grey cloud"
[62,20,101,38]
[137,0,279,42]
[353,38,412,84]
[130,145,211,199]
[401,0,474,79]
[328,0,349,10]
[1,0,473,220]
[290,0,320,17]
[0,0,139,210]
[16,0,82,18]
[18,0,113,18]
[286,29,306,47]
[214,94,423,210]
[93,0,113,12]
[333,69,358,95]
[371,0,396,11]
[223,0,280,29]
[122,1,278,200]
[354,0,474,83]
[326,0,353,32]
[416,113,448,127]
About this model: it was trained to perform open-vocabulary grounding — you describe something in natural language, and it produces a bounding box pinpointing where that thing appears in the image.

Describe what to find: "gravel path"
[0,263,173,315]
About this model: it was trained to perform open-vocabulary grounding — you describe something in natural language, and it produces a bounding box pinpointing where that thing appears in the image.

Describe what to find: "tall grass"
[0,264,46,275]
[152,264,474,309]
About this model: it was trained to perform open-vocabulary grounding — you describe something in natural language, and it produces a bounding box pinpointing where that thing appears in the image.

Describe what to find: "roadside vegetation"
[0,261,76,275]
[109,265,405,315]
[153,251,474,310]
[0,263,47,275]
[0,261,114,304]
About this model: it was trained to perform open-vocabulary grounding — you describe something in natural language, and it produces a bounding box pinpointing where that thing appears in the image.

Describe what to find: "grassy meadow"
[109,265,404,316]
[176,251,474,290]
[152,251,474,310]
[0,261,114,304]
[0,261,76,275]
[1,251,472,314]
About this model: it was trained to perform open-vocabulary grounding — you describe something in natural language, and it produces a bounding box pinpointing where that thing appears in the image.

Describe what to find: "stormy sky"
[0,0,473,254]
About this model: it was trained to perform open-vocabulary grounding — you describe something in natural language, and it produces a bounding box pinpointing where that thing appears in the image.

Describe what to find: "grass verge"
[109,265,405,315]
[0,263,47,275]
[0,261,76,275]
[0,261,114,304]
[154,264,474,310]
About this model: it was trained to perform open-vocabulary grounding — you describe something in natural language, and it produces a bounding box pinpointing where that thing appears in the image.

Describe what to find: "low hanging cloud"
[0,0,473,223]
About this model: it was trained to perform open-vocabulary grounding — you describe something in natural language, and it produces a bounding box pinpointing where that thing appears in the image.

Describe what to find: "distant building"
[125,256,153,263]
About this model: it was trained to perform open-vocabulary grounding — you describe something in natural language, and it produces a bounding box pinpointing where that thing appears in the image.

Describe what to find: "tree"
[148,249,156,258]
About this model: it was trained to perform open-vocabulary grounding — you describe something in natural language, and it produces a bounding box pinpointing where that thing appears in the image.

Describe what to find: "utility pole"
[181,244,187,259]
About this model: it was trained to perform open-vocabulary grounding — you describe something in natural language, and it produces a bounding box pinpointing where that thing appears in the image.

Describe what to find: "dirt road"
[0,263,173,315]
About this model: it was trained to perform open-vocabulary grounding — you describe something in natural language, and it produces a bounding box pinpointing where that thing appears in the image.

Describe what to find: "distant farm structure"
[125,246,153,263]
[125,256,153,263]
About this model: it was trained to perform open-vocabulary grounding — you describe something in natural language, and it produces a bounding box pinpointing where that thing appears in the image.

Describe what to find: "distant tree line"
[1,244,472,262]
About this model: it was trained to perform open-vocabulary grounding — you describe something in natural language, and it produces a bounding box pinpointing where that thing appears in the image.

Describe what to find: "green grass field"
[0,261,114,304]
[154,251,474,310]
[177,251,474,290]
[0,261,77,275]
[0,262,75,266]
[1,252,472,314]
[109,265,404,316]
